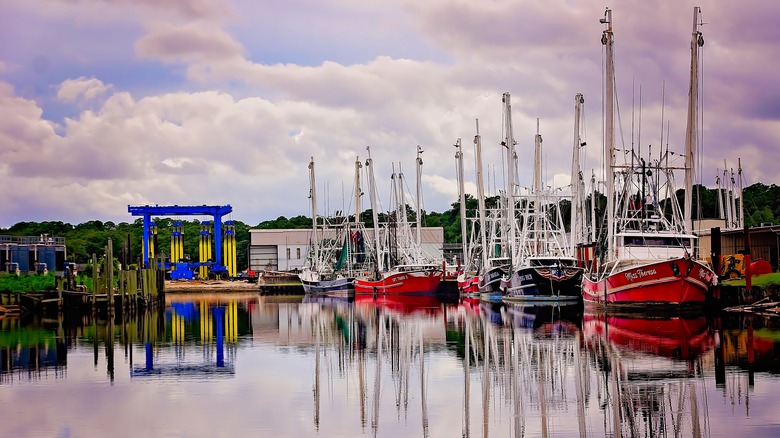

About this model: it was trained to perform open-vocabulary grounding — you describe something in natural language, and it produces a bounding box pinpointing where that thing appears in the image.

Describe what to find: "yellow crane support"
[143,223,157,268]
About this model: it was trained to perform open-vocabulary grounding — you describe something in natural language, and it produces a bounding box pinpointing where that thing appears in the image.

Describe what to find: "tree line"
[2,182,777,269]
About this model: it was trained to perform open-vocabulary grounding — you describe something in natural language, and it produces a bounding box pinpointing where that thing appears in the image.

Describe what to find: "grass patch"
[0,273,57,293]
[721,272,780,287]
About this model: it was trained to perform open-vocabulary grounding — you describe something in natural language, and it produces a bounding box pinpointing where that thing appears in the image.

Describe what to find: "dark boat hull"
[502,265,583,302]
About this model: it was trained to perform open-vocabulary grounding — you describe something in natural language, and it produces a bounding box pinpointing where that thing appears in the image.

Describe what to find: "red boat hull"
[582,257,714,306]
[583,311,713,360]
[354,293,443,316]
[354,269,442,294]
[457,275,480,293]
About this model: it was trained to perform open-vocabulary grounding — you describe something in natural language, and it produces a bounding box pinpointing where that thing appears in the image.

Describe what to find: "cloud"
[135,22,244,64]
[42,0,231,21]
[56,77,112,102]
[3,0,780,230]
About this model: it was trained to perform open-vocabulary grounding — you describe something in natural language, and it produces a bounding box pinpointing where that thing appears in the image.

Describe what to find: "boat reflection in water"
[8,292,780,436]
[460,301,583,437]
[583,310,715,437]
[307,291,446,435]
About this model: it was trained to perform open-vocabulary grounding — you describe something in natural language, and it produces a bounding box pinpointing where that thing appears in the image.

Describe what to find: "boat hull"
[457,273,480,293]
[582,257,714,307]
[300,276,355,294]
[353,269,442,294]
[502,265,583,302]
[478,267,505,293]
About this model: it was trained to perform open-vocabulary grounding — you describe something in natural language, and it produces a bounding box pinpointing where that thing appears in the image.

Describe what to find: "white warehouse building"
[249,227,445,273]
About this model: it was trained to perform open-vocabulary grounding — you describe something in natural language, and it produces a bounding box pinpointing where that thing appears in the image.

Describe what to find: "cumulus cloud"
[56,77,112,102]
[3,0,780,229]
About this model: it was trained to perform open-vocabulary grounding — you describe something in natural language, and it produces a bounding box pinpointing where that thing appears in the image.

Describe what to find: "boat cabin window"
[623,236,692,247]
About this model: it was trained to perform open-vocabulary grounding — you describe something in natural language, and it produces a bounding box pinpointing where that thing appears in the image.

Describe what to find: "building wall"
[721,230,779,270]
[700,226,780,271]
[249,227,445,272]
[1,235,67,274]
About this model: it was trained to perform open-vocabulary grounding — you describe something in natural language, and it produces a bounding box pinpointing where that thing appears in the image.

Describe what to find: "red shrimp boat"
[582,8,714,307]
[353,264,442,294]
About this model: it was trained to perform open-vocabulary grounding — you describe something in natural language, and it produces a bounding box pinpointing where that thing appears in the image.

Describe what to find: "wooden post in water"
[107,239,114,310]
[92,253,98,311]
[130,269,137,308]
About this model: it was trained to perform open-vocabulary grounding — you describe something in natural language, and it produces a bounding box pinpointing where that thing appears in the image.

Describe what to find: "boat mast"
[601,8,615,260]
[308,157,319,267]
[352,155,362,270]
[503,92,517,265]
[416,145,424,251]
[455,138,468,266]
[475,120,489,271]
[571,94,586,255]
[534,119,543,255]
[737,158,744,228]
[729,167,737,228]
[716,170,724,220]
[590,171,597,242]
[354,156,362,224]
[723,165,733,228]
[365,147,383,272]
[683,6,704,233]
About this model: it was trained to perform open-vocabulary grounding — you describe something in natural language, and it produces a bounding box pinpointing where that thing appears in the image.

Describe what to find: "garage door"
[250,245,278,271]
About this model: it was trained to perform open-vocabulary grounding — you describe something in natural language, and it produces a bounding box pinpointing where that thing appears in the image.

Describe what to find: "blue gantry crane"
[128,204,234,280]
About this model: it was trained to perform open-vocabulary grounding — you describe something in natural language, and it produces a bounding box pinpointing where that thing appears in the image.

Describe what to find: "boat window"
[624,236,692,247]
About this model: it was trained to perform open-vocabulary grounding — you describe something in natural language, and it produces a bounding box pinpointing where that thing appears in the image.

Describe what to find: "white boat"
[300,156,375,294]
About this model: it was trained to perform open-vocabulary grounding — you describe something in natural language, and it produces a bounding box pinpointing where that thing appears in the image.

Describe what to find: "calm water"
[2,292,780,437]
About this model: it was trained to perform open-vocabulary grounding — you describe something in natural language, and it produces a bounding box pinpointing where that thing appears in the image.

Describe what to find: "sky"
[1,0,778,228]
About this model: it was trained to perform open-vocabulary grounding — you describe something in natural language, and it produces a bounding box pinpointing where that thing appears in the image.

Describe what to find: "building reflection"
[0,317,67,383]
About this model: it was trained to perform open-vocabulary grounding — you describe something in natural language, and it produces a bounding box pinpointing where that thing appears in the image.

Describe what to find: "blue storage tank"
[37,246,57,273]
[11,245,29,273]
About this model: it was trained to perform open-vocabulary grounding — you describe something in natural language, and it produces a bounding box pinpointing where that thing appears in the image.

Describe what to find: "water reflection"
[3,294,780,436]
[0,317,67,383]
[583,311,714,437]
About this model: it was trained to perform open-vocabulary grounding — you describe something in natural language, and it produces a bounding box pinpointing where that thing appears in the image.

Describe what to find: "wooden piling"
[107,239,114,309]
